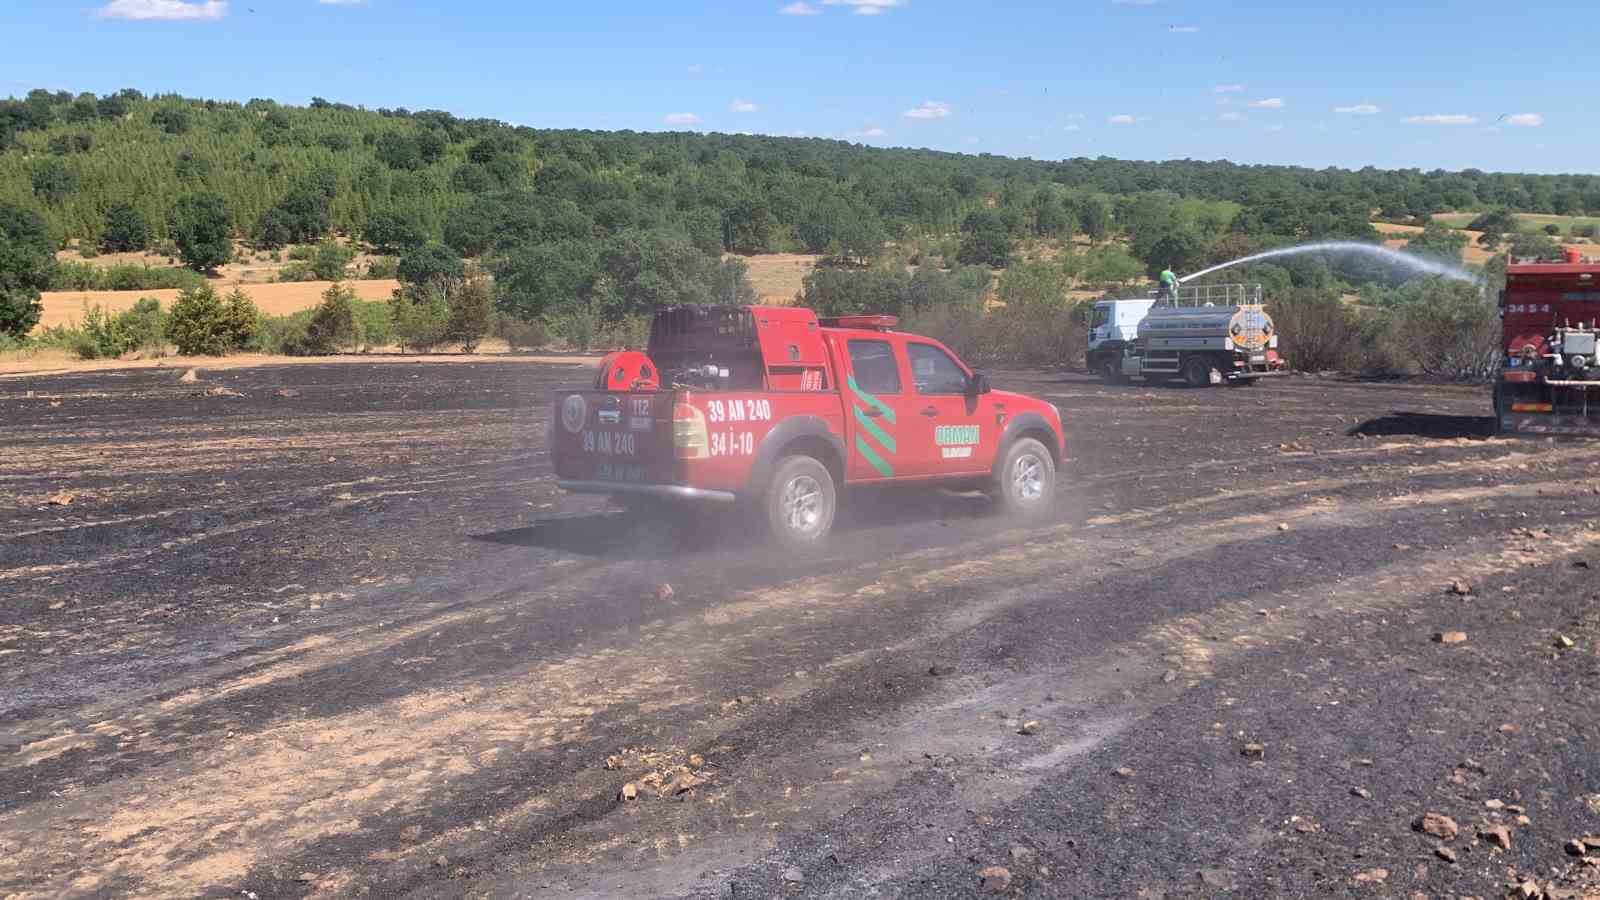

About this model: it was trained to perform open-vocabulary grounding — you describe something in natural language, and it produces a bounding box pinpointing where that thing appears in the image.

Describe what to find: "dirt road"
[3,363,1599,898]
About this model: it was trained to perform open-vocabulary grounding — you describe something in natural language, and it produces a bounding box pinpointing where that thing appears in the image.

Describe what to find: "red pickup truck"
[551,305,1067,548]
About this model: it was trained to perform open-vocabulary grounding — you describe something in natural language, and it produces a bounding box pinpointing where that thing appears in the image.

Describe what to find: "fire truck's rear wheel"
[766,456,837,549]
[995,438,1056,517]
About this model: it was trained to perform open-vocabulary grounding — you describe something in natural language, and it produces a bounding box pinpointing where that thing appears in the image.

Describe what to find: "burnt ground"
[2,361,1599,900]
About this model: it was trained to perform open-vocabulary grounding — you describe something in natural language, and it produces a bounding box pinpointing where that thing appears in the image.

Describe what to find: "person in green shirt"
[1157,267,1178,303]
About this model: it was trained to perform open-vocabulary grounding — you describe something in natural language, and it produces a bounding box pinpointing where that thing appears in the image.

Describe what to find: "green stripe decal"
[854,435,894,477]
[847,376,896,424]
[852,405,897,454]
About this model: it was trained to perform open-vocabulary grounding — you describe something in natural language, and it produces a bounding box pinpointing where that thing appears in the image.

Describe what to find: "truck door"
[904,340,995,477]
[842,337,914,481]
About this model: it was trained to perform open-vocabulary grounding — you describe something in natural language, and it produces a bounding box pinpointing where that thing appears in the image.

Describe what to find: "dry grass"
[60,238,389,285]
[36,280,402,331]
[0,348,600,377]
[731,253,819,304]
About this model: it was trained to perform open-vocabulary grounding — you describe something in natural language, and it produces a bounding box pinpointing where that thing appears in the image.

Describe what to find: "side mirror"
[969,372,992,396]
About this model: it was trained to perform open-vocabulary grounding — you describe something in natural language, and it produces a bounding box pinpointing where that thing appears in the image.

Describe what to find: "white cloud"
[1212,83,1246,93]
[1063,124,1080,131]
[1218,112,1244,122]
[1402,114,1477,125]
[663,112,702,126]
[1168,25,1199,32]
[903,100,951,120]
[779,1,821,13]
[823,0,904,13]
[99,0,225,20]
[1334,103,1380,115]
[1066,113,1086,120]
[1108,114,1138,125]
[1252,97,1285,109]
[729,99,760,113]
[1502,112,1543,127]
[1266,124,1285,132]
[850,127,889,138]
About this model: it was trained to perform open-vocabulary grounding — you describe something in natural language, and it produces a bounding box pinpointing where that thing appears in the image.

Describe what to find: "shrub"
[167,284,235,355]
[495,315,548,351]
[350,299,393,350]
[549,306,600,351]
[275,261,316,282]
[1266,287,1361,372]
[1388,280,1499,380]
[446,277,493,352]
[390,286,451,352]
[956,228,1013,268]
[252,310,315,355]
[301,282,357,354]
[287,244,315,261]
[49,261,203,292]
[310,242,355,281]
[1543,223,1563,237]
[365,256,400,279]
[72,298,169,359]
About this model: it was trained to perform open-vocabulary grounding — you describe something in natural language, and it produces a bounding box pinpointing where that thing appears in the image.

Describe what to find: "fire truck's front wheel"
[765,456,837,549]
[995,437,1056,518]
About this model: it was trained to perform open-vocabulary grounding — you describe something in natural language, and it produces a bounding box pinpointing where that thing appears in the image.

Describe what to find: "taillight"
[673,402,708,458]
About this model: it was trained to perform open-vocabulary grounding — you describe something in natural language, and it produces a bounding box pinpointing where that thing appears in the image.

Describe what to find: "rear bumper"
[557,479,739,503]
[1498,414,1600,436]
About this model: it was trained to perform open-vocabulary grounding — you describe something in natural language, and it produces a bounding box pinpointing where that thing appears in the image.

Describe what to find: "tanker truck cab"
[1092,283,1286,387]
[1086,298,1155,382]
[551,305,1067,548]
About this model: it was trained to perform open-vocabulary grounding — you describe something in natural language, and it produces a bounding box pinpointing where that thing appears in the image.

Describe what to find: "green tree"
[1405,221,1468,263]
[222,286,260,349]
[398,243,465,293]
[30,159,75,205]
[363,209,428,255]
[1077,196,1112,244]
[304,282,357,353]
[100,203,150,253]
[169,194,233,272]
[151,107,190,135]
[446,276,493,352]
[491,239,599,321]
[0,202,54,337]
[310,241,356,281]
[956,229,1013,268]
[167,284,233,355]
[390,286,451,352]
[1466,208,1519,235]
[1508,232,1563,259]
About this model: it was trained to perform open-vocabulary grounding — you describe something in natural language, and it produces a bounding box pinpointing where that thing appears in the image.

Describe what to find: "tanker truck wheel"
[1100,356,1126,385]
[1182,356,1217,388]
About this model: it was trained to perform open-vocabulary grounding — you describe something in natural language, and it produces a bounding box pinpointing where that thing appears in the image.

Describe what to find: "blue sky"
[1,0,1592,173]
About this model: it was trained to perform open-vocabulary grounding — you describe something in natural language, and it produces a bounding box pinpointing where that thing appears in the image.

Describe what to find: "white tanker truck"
[1086,282,1287,387]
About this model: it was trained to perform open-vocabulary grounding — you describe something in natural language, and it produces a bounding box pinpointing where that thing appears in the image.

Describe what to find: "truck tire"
[994,437,1056,517]
[765,455,836,549]
[1182,355,1215,388]
[1099,355,1126,384]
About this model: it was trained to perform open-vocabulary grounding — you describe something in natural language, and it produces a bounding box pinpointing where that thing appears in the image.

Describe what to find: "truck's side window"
[1091,307,1110,328]
[847,340,901,395]
[907,343,969,395]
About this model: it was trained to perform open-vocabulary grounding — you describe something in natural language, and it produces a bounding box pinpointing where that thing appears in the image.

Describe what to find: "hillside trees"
[169,194,233,272]
[0,202,54,336]
[100,203,149,253]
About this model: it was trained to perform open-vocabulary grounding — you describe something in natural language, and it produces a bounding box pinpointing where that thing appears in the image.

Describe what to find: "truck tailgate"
[551,390,680,487]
